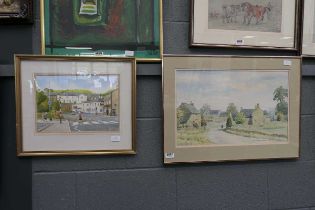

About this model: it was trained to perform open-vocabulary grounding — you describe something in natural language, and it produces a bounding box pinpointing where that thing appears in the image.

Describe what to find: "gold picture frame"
[15,55,136,156]
[190,0,301,50]
[163,55,301,164]
[40,0,163,62]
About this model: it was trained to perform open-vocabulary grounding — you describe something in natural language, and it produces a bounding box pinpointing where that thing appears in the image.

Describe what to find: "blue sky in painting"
[35,75,119,93]
[176,70,288,111]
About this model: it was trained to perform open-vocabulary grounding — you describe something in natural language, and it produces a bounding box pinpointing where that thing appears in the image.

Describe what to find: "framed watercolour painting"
[191,0,300,50]
[41,0,162,61]
[302,0,315,56]
[163,55,300,163]
[0,0,32,24]
[15,55,136,156]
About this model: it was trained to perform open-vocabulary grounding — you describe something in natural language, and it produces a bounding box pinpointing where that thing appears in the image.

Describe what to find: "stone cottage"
[177,102,201,128]
[241,104,266,126]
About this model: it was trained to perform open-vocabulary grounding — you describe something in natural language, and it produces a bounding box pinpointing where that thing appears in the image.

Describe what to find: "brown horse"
[241,2,271,25]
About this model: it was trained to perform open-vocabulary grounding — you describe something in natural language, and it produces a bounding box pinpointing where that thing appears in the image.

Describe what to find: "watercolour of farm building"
[176,70,289,146]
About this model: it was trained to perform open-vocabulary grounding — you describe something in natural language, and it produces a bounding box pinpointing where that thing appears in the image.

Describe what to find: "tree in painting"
[273,86,288,121]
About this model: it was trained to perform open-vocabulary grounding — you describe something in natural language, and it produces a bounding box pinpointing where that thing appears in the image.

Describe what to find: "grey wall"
[0,22,33,210]
[1,0,315,209]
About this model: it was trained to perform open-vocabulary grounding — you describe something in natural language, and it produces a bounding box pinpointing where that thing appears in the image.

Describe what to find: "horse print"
[208,0,282,33]
[241,2,272,25]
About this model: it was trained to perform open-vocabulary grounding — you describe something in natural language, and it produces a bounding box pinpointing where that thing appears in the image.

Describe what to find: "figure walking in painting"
[79,111,83,122]
[201,115,207,130]
[58,109,63,124]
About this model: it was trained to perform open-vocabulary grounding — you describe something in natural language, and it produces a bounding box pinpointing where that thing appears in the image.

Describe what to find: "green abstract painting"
[43,0,161,60]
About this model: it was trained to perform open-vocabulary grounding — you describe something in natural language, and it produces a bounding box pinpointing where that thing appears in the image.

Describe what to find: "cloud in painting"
[35,75,119,93]
[176,70,288,111]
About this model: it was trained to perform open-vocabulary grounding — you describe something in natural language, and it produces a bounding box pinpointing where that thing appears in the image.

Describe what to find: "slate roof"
[210,110,220,115]
[203,109,221,116]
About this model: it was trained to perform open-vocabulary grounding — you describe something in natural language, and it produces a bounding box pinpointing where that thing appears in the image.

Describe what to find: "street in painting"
[176,70,289,146]
[35,74,119,133]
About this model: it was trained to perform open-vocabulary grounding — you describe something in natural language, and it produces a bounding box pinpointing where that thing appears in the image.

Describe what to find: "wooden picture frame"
[0,0,33,24]
[302,0,315,56]
[190,0,300,50]
[15,55,136,156]
[40,0,163,62]
[163,55,301,164]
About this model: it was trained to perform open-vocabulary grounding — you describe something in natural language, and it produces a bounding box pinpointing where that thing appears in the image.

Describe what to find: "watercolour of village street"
[35,75,119,133]
[176,70,289,146]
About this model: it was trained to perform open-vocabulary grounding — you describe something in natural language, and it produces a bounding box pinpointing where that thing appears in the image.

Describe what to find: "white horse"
[222,4,241,23]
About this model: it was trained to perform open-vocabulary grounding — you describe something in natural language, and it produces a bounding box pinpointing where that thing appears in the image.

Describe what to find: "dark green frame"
[41,0,162,61]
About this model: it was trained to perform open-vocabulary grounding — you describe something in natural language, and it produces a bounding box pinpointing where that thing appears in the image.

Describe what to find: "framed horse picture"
[190,0,300,50]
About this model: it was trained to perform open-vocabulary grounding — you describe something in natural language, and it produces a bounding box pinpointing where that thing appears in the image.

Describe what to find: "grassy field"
[232,121,287,134]
[176,116,288,146]
[224,127,287,141]
[176,127,213,146]
[224,119,288,141]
